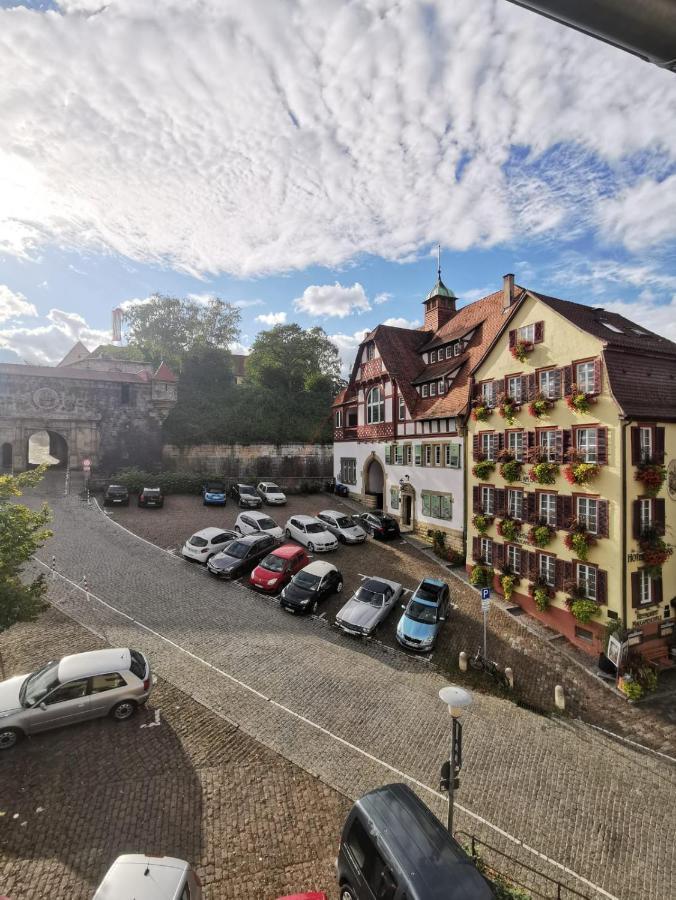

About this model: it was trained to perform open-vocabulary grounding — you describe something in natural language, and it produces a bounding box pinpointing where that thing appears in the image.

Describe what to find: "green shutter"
[422,492,431,516]
[441,495,452,520]
[395,444,403,465]
[385,444,392,464]
[390,487,399,509]
[450,442,461,469]
[431,494,441,519]
[414,444,422,466]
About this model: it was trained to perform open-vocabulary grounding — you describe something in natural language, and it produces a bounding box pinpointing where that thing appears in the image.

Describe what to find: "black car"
[230,483,263,509]
[206,533,277,579]
[279,561,343,615]
[103,484,129,506]
[354,510,400,541]
[138,486,164,508]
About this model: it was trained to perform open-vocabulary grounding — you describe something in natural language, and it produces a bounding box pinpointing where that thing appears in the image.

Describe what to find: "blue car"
[202,481,227,506]
[396,577,450,652]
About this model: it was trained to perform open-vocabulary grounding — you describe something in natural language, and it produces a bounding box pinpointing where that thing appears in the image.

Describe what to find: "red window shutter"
[654,575,663,605]
[527,373,537,400]
[596,569,607,605]
[655,499,666,536]
[631,572,641,608]
[556,495,573,530]
[534,321,544,343]
[528,550,538,580]
[527,430,536,461]
[495,488,506,517]
[520,375,529,401]
[632,501,642,540]
[598,500,609,539]
[592,358,602,394]
[494,542,505,570]
[563,365,573,396]
[473,434,480,460]
[562,429,572,459]
[472,536,480,559]
[597,427,608,465]
[526,492,537,523]
[554,430,564,463]
[630,427,640,465]
[655,427,665,464]
[564,561,575,590]
[555,558,565,591]
[509,329,517,348]
[472,485,480,513]
[552,369,562,399]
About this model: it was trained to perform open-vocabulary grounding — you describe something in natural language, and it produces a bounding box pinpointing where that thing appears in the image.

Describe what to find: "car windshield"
[224,541,250,558]
[416,582,443,602]
[406,599,438,624]
[306,522,325,534]
[260,553,285,572]
[293,571,320,590]
[258,517,278,530]
[189,535,208,547]
[239,486,256,495]
[22,661,60,706]
[335,516,352,529]
[265,484,281,493]
[356,586,385,607]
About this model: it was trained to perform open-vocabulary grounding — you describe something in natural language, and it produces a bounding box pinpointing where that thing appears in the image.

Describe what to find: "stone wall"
[162,442,334,484]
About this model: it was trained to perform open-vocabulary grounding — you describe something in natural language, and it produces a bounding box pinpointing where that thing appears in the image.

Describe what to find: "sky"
[0,0,675,374]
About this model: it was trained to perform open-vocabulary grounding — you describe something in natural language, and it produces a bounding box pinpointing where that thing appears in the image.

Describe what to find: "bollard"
[51,555,56,580]
[82,576,89,598]
[505,667,514,689]
[459,651,468,673]
[554,684,565,711]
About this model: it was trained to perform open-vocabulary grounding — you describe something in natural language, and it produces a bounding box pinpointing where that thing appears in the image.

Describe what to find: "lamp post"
[438,684,473,836]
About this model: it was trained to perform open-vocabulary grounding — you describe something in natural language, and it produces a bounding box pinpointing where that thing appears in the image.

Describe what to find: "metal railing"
[456,831,594,900]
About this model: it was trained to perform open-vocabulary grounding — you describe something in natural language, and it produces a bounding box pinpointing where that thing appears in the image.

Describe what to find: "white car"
[284,515,338,552]
[182,527,237,563]
[257,482,287,505]
[235,510,284,540]
[317,509,367,544]
[93,855,202,899]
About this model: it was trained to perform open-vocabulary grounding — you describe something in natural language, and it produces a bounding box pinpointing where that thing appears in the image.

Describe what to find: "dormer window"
[438,380,445,394]
[422,384,428,398]
[430,383,437,397]
[366,342,375,361]
[454,342,461,356]
[430,350,437,363]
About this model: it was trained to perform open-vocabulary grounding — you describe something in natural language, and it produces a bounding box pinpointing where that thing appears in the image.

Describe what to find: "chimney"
[503,273,515,311]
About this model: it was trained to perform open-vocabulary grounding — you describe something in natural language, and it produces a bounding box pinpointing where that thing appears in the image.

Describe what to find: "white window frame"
[398,395,406,420]
[481,382,494,406]
[518,323,535,343]
[438,380,445,394]
[395,444,404,466]
[640,499,652,535]
[424,445,432,466]
[639,570,652,605]
[430,383,437,397]
[434,445,442,467]
[539,554,556,588]
[577,563,597,601]
[444,444,451,466]
[454,342,461,356]
[340,458,357,485]
[480,432,497,461]
[576,361,595,393]
[539,369,558,399]
[507,375,522,403]
[421,384,428,398]
[430,350,437,363]
[639,427,653,463]
[507,430,525,462]
[539,430,557,462]
[507,544,521,574]
[507,489,523,520]
[335,409,343,428]
[539,492,557,526]
[366,386,384,424]
[481,486,495,515]
[576,428,598,463]
[480,537,493,565]
[366,343,375,361]
[577,496,598,535]
[446,345,453,359]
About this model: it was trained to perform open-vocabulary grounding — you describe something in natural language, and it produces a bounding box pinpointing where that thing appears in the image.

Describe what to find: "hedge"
[103,467,323,495]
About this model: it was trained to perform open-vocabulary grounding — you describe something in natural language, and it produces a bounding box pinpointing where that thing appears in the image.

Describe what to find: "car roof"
[142,486,161,491]
[302,560,337,577]
[58,648,132,682]
[93,855,189,899]
[236,482,255,488]
[192,527,231,539]
[362,578,394,593]
[237,533,270,544]
[260,482,281,489]
[420,577,445,587]
[107,484,127,490]
[353,784,494,899]
[293,514,321,524]
[204,481,225,488]
[240,510,272,520]
[270,543,306,559]
[319,509,347,519]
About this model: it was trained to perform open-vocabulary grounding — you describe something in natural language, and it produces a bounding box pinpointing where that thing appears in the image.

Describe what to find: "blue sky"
[1,1,675,371]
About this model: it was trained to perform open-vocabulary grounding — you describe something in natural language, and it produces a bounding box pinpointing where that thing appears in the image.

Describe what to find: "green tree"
[123,294,241,371]
[246,324,343,394]
[163,345,236,445]
[0,467,53,631]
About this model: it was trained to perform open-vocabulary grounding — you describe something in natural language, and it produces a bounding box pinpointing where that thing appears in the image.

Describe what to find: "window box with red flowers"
[528,393,553,419]
[472,458,496,480]
[564,519,597,561]
[528,521,556,548]
[472,513,494,535]
[563,450,599,486]
[511,340,533,363]
[564,585,601,623]
[635,462,667,497]
[497,449,523,483]
[639,529,674,576]
[498,394,519,425]
[497,516,522,541]
[472,402,491,423]
[529,579,555,612]
[565,383,597,415]
[529,457,559,485]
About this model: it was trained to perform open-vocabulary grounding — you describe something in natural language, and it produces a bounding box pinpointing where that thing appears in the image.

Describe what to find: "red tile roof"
[153,361,178,382]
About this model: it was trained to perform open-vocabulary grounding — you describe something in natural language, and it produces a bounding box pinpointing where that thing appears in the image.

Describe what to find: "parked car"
[235,510,284,540]
[0,648,152,750]
[231,483,263,508]
[207,533,278,579]
[335,577,403,636]
[280,560,343,615]
[182,527,238,563]
[317,509,366,544]
[103,484,129,506]
[396,577,450,652]
[93,854,202,899]
[337,783,494,900]
[284,515,338,552]
[257,481,287,505]
[353,510,400,541]
[137,486,164,508]
[249,544,310,592]
[276,895,327,900]
[202,480,227,506]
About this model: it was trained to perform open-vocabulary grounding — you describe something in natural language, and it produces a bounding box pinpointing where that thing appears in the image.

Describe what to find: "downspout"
[621,418,629,629]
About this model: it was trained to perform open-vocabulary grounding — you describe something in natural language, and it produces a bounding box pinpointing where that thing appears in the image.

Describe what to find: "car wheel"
[340,885,356,900]
[336,580,343,593]
[110,700,137,721]
[0,727,22,751]
[285,528,291,539]
[307,542,315,552]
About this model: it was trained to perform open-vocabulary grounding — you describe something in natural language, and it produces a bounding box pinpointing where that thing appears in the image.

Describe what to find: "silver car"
[0,647,152,750]
[335,577,404,636]
[317,509,367,544]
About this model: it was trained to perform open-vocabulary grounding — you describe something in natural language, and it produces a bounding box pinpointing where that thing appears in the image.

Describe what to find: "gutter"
[621,418,629,629]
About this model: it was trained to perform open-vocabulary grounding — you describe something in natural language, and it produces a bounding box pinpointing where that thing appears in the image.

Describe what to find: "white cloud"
[118,296,152,311]
[0,1,673,275]
[597,174,676,251]
[0,285,38,323]
[255,311,287,326]
[230,340,250,356]
[382,316,420,329]
[294,283,371,319]
[327,328,370,376]
[234,298,265,309]
[374,292,392,305]
[0,308,110,365]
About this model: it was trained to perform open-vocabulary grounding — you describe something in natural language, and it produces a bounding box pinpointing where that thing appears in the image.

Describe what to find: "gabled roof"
[153,361,177,382]
[57,340,91,367]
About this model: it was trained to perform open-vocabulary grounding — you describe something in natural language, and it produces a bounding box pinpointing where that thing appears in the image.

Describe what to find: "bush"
[527,523,555,548]
[568,598,600,623]
[473,459,496,480]
[109,467,210,494]
[472,513,494,535]
[529,461,559,485]
[470,565,493,588]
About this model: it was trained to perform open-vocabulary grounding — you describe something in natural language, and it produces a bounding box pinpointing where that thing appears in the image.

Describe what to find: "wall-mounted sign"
[627,551,645,563]
[606,635,626,668]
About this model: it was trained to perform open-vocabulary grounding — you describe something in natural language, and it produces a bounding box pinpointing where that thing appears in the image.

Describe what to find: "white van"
[93,855,202,899]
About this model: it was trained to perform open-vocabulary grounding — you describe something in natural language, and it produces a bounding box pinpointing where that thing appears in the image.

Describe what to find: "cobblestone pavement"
[0,608,349,900]
[15,474,676,900]
[102,488,676,754]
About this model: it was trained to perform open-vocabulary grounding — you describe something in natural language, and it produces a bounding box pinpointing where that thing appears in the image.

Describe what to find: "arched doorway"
[1,442,12,469]
[27,430,68,468]
[364,455,384,510]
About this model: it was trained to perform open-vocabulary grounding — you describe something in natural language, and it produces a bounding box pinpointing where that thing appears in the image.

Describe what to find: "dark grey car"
[207,533,277,579]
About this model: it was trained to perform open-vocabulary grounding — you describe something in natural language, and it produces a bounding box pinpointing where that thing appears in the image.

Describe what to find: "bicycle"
[468,646,510,689]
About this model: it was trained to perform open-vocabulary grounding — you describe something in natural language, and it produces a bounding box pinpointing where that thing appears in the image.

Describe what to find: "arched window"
[367,387,384,424]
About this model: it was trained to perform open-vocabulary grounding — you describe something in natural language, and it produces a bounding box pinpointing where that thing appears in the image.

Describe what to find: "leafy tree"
[246,324,343,394]
[123,294,241,371]
[0,467,53,631]
[163,346,236,445]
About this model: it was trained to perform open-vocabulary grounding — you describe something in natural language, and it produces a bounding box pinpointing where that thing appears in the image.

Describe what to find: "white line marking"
[91,499,180,560]
[36,558,619,900]
[584,721,676,764]
[140,709,161,728]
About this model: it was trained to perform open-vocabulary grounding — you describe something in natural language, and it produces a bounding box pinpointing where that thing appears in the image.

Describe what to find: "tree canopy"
[246,324,343,394]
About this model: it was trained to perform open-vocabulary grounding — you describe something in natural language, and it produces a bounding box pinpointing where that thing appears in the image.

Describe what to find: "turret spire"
[437,242,441,281]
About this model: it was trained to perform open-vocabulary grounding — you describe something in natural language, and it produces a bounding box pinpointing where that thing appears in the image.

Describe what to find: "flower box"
[472,403,491,422]
[528,393,553,418]
[497,517,522,541]
[564,461,600,486]
[564,520,597,561]
[472,459,496,480]
[527,522,555,548]
[635,462,666,497]
[565,385,596,414]
[472,513,494,535]
[529,460,559,485]
[511,340,533,363]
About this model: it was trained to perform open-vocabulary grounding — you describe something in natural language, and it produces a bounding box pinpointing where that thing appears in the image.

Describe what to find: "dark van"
[337,783,494,900]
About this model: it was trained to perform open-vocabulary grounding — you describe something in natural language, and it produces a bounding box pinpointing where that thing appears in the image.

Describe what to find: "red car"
[249,543,309,592]
[276,895,327,900]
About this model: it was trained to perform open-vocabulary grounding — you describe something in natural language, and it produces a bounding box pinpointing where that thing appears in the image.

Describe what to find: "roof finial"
[437,242,441,280]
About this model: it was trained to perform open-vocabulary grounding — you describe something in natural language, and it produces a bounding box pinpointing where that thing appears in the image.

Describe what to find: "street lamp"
[438,685,473,836]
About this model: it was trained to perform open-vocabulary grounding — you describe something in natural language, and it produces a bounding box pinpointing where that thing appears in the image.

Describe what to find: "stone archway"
[362,452,385,509]
[1,442,12,469]
[27,429,69,469]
